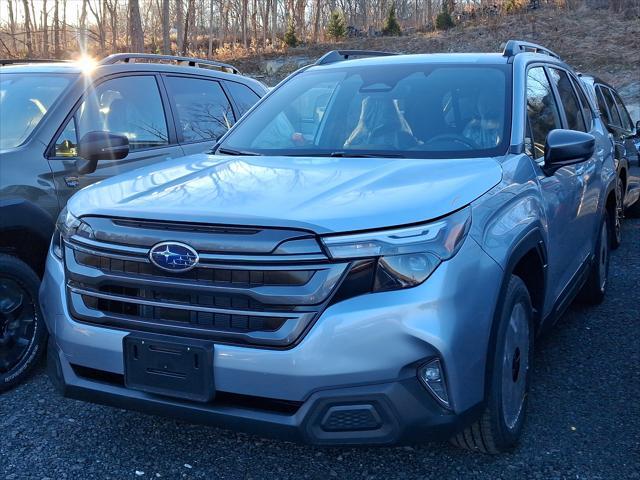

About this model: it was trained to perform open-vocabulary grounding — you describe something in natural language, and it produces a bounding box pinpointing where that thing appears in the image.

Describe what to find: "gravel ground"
[1,220,639,480]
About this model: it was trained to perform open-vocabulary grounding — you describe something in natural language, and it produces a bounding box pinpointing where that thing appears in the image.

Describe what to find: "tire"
[0,254,47,392]
[578,212,610,305]
[450,275,534,454]
[626,197,640,218]
[612,177,623,249]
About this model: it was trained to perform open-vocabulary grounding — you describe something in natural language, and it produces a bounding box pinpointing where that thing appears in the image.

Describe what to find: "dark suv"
[0,54,267,391]
[579,75,640,239]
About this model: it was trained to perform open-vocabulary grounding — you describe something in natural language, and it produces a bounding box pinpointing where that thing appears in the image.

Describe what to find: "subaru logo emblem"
[149,242,199,273]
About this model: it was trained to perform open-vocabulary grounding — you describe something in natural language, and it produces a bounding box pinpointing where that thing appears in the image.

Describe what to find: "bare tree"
[176,0,185,53]
[105,0,119,53]
[21,0,33,57]
[79,0,89,49]
[182,0,195,53]
[42,0,49,57]
[53,0,60,57]
[163,0,171,53]
[7,0,18,53]
[129,0,145,51]
[207,0,215,55]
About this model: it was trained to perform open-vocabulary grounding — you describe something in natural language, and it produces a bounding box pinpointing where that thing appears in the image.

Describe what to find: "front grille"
[64,217,349,347]
[75,251,314,286]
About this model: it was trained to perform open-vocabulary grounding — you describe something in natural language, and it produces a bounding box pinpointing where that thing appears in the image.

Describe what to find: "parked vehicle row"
[2,44,640,453]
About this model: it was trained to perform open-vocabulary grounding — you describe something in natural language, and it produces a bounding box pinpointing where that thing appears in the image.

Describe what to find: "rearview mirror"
[543,129,595,175]
[76,131,129,174]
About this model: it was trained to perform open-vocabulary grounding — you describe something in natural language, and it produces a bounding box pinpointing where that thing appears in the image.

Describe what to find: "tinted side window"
[548,68,586,132]
[612,90,633,131]
[596,87,611,124]
[165,76,234,143]
[225,81,261,117]
[76,76,168,150]
[602,87,622,128]
[571,77,593,131]
[526,67,562,158]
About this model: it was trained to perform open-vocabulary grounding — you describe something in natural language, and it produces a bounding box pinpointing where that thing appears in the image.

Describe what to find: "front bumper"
[40,235,503,444]
[47,338,482,445]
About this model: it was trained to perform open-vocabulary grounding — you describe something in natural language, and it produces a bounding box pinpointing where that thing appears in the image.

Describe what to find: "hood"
[68,154,503,234]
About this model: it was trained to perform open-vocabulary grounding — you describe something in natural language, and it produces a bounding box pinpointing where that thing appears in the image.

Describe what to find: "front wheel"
[0,254,47,392]
[450,275,534,453]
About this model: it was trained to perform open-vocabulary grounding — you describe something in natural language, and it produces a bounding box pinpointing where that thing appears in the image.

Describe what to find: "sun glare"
[75,55,97,73]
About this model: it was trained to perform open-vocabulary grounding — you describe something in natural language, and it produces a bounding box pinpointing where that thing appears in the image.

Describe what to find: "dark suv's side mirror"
[76,131,130,174]
[543,129,595,175]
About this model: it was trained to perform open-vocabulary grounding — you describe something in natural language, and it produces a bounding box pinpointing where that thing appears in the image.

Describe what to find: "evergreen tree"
[382,3,402,36]
[284,20,298,47]
[326,10,347,41]
[435,2,455,30]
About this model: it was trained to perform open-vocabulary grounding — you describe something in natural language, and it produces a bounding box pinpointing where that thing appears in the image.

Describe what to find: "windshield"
[219,63,511,158]
[0,73,74,149]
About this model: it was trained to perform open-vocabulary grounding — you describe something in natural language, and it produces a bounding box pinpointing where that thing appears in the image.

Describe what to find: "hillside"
[221,5,640,117]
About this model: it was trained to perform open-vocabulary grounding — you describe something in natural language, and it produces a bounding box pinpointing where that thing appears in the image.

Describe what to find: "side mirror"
[636,120,640,134]
[543,129,595,175]
[76,131,129,174]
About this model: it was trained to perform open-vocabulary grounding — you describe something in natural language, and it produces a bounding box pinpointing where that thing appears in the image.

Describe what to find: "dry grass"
[218,5,639,95]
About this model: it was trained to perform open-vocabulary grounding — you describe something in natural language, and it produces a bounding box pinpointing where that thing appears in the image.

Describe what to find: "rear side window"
[612,90,633,131]
[165,76,234,143]
[602,87,622,128]
[595,87,611,125]
[571,77,593,131]
[526,67,562,158]
[548,68,586,132]
[225,81,261,117]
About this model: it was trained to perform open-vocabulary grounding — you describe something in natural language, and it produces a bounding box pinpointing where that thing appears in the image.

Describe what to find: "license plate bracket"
[123,333,214,402]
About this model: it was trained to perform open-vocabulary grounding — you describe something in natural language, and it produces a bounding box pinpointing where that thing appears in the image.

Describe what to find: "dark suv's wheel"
[612,177,623,249]
[450,275,533,453]
[578,212,610,305]
[0,254,47,392]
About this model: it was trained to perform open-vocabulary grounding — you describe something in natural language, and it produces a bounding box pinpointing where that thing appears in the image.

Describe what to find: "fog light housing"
[418,358,451,409]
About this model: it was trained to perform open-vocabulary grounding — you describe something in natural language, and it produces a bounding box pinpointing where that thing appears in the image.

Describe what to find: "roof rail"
[502,40,560,60]
[99,53,239,74]
[315,50,399,66]
[0,58,70,66]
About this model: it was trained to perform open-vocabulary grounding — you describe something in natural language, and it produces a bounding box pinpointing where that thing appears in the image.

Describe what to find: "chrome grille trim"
[63,222,349,347]
[69,285,305,318]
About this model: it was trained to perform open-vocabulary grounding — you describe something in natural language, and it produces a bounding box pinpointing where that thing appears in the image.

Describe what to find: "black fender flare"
[482,227,547,403]
[0,198,56,245]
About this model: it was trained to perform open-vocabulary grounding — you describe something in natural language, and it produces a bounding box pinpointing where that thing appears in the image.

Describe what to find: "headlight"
[56,207,94,240]
[322,207,471,291]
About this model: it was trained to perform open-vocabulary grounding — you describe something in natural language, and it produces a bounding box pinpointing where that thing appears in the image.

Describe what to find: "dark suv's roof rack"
[0,58,71,66]
[99,53,239,74]
[502,40,560,60]
[316,50,399,66]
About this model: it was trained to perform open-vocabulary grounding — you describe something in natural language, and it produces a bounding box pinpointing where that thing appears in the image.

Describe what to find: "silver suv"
[41,41,617,453]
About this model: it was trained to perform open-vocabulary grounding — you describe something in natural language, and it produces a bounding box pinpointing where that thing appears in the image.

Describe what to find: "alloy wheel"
[501,302,530,430]
[0,277,36,373]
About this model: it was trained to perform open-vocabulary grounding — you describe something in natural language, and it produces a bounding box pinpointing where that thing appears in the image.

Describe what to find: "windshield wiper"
[217,147,261,156]
[329,151,405,158]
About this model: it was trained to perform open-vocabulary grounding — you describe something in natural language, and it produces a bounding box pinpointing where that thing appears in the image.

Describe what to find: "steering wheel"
[423,134,479,150]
